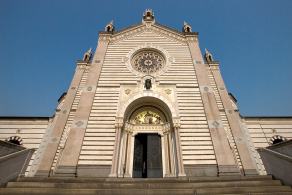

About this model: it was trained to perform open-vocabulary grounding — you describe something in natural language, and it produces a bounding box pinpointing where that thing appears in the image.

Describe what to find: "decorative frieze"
[124,122,170,135]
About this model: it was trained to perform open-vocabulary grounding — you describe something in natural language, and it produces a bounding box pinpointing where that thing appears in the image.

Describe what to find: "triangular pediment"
[115,22,185,36]
[109,22,196,43]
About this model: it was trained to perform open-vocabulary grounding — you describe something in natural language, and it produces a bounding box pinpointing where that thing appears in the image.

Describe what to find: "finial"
[205,48,209,54]
[143,9,155,22]
[105,20,115,32]
[83,48,92,62]
[182,21,192,33]
[204,48,214,63]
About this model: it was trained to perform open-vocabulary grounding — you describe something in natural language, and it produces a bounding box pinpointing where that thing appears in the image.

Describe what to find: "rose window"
[131,50,165,74]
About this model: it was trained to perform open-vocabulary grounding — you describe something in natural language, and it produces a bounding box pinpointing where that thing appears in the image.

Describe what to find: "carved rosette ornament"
[131,50,165,75]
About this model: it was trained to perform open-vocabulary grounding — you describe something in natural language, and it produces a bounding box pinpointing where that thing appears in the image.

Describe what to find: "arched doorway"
[111,96,184,178]
[129,107,166,178]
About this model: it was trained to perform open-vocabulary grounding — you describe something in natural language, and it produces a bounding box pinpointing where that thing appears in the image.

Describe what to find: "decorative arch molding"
[123,105,172,138]
[117,91,179,119]
[111,89,185,178]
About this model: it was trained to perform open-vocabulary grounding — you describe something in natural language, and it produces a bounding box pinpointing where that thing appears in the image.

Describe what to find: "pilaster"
[186,35,241,176]
[35,61,87,176]
[162,123,175,177]
[209,62,258,175]
[173,118,186,177]
[55,33,111,176]
[123,128,134,178]
[109,117,123,177]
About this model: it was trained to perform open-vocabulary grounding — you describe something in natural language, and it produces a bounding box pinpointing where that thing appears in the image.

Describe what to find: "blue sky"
[0,0,291,117]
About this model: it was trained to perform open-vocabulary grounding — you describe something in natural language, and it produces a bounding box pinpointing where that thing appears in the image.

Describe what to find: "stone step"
[16,175,273,183]
[251,193,292,195]
[1,186,292,195]
[215,193,292,195]
[196,186,292,194]
[0,188,194,195]
[2,175,291,195]
[6,180,282,189]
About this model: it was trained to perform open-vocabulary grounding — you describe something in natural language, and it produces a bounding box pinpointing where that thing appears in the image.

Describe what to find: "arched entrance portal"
[130,107,166,178]
[111,96,184,178]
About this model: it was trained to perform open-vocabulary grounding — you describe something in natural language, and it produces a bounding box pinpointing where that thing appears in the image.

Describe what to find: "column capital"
[173,123,181,130]
[172,117,181,128]
[162,123,171,135]
[124,122,133,135]
[115,117,124,129]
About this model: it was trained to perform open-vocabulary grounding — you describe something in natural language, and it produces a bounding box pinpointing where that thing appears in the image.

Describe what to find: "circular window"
[131,49,165,75]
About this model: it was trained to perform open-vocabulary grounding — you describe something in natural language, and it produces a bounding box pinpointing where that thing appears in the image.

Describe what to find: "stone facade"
[1,10,291,178]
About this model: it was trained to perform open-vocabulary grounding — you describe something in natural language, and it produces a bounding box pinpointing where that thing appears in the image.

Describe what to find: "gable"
[110,23,187,44]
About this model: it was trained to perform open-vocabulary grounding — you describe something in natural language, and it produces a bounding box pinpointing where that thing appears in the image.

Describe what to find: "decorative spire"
[143,9,155,22]
[182,21,192,33]
[105,20,115,32]
[83,48,92,62]
[204,48,215,63]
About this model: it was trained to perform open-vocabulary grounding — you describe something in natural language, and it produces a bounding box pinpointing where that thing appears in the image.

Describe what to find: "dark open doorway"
[133,133,163,178]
